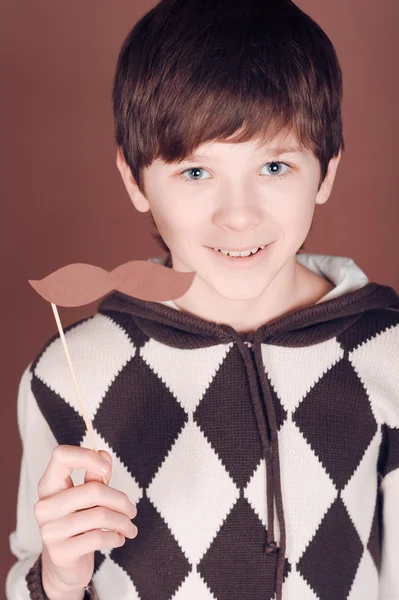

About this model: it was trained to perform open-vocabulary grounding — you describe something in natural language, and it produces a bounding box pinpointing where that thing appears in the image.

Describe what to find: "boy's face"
[117,130,341,316]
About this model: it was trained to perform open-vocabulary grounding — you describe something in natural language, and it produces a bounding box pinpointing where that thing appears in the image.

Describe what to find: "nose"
[212,183,263,232]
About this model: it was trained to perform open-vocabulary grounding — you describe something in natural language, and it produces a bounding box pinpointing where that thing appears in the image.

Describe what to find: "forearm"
[26,553,89,600]
[42,581,85,600]
[42,557,87,600]
[43,571,86,600]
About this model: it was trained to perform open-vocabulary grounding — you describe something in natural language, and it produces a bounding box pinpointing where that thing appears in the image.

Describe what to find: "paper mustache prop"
[29,260,196,306]
[29,260,196,483]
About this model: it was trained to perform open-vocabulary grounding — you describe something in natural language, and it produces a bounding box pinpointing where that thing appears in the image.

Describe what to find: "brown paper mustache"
[28,260,196,307]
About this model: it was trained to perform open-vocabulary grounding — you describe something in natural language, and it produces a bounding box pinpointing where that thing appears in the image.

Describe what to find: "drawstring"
[222,326,286,600]
[254,335,286,600]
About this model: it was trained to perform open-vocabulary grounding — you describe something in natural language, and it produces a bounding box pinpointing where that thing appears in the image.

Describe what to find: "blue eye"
[180,162,290,182]
[261,162,290,177]
[181,167,211,181]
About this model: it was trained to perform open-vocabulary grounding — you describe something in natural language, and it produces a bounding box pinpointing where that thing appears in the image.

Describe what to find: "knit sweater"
[6,253,399,600]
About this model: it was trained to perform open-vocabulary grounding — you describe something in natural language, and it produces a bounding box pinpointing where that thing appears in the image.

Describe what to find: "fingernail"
[100,459,110,473]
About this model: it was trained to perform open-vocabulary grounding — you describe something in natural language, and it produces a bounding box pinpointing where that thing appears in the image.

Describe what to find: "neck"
[172,256,332,333]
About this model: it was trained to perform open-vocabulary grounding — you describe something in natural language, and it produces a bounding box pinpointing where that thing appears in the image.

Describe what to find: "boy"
[7,0,399,598]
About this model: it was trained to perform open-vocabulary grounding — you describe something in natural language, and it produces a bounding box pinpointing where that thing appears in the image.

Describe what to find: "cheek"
[272,189,317,235]
[151,206,199,246]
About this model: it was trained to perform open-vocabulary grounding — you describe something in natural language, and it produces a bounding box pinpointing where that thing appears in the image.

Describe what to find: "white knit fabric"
[5,254,399,600]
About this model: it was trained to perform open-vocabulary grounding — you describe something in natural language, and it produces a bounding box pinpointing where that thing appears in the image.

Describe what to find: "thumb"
[84,449,112,485]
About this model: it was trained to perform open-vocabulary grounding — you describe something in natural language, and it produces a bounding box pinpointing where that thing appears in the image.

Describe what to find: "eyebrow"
[178,145,303,163]
[265,145,303,155]
[177,154,214,163]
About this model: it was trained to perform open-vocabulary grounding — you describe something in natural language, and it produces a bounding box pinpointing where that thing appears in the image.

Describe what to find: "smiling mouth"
[210,242,270,254]
[212,246,265,257]
[207,243,273,264]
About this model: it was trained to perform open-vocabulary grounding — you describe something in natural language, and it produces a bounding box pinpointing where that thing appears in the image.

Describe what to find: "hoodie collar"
[98,253,397,348]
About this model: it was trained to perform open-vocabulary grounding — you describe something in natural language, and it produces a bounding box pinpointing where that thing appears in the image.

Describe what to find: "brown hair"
[112,0,345,263]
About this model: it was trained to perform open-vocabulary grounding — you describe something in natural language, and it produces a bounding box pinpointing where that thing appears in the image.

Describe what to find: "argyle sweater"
[6,253,399,600]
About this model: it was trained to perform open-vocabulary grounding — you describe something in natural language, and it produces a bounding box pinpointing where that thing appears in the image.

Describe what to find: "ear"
[315,150,342,206]
[116,148,150,213]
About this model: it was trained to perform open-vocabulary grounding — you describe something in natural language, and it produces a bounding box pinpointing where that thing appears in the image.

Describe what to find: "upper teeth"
[212,245,265,257]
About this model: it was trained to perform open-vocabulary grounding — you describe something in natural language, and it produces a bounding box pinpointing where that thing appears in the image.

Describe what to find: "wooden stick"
[51,303,108,486]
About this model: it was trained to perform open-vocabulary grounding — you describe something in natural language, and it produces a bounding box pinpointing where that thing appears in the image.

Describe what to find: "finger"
[40,506,137,546]
[36,481,136,524]
[48,530,126,567]
[84,450,112,485]
[38,445,111,499]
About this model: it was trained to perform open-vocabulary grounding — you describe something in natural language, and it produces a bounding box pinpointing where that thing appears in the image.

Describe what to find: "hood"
[98,253,399,600]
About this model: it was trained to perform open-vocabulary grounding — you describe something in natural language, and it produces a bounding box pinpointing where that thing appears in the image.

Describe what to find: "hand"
[34,445,137,598]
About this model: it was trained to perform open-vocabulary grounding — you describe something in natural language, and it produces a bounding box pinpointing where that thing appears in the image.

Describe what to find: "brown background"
[1,0,398,593]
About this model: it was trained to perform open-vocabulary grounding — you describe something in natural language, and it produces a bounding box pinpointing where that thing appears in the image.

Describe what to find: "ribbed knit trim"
[25,553,98,600]
[98,282,399,349]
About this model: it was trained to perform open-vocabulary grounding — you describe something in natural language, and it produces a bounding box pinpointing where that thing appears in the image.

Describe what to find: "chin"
[210,282,270,303]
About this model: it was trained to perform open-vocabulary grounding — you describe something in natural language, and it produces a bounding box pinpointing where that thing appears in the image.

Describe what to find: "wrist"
[42,579,86,600]
[42,548,94,600]
[26,554,89,600]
